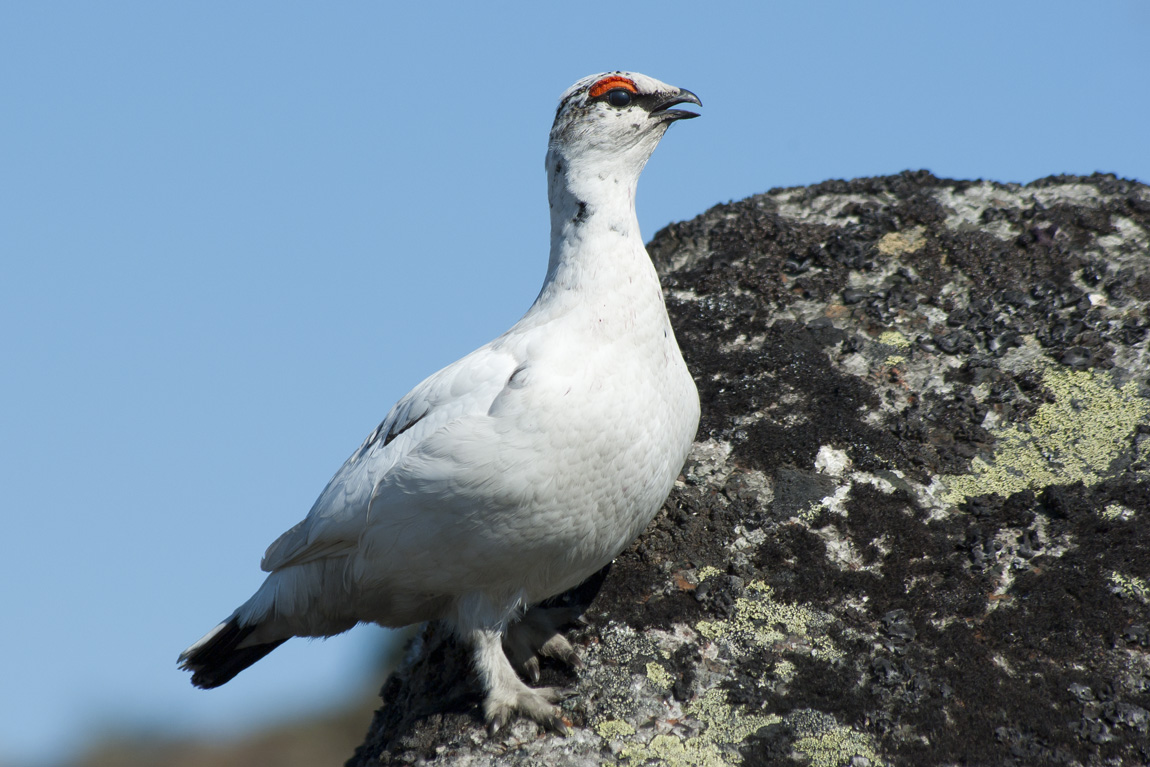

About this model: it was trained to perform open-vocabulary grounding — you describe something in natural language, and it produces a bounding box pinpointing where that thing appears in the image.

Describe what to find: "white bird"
[179,71,702,732]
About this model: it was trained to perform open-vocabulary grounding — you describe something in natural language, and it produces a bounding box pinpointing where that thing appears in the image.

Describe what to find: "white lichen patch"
[815,445,852,477]
[669,287,703,304]
[773,191,880,226]
[934,185,1024,239]
[719,332,768,354]
[645,624,702,660]
[684,439,734,488]
[1096,215,1150,259]
[815,524,871,571]
[1027,182,1107,208]
[840,349,876,380]
[991,654,1016,676]
[798,484,852,522]
[730,525,767,551]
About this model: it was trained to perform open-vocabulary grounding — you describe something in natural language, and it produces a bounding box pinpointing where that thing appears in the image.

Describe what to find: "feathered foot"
[471,626,573,735]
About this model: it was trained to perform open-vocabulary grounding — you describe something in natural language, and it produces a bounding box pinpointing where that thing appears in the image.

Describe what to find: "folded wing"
[259,342,522,574]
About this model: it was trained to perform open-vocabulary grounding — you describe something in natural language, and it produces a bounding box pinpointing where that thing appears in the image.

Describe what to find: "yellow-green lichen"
[691,689,780,749]
[1109,571,1150,604]
[941,368,1150,505]
[1102,503,1135,521]
[697,565,723,580]
[612,689,780,766]
[877,330,911,349]
[796,500,828,523]
[594,585,870,763]
[794,723,882,767]
[607,694,879,767]
[883,354,907,367]
[597,719,637,740]
[647,661,673,690]
[695,581,843,663]
[621,732,728,767]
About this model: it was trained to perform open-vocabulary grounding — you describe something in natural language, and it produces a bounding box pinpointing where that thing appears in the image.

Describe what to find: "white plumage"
[180,71,701,731]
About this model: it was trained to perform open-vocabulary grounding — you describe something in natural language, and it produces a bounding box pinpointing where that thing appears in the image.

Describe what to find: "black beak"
[651,88,702,122]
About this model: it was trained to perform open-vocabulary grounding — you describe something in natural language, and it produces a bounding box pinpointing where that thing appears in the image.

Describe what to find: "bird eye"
[606,89,632,108]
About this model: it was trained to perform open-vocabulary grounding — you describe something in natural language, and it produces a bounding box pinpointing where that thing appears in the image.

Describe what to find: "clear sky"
[2,2,1147,764]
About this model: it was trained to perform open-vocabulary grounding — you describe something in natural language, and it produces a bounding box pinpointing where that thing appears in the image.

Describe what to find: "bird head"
[546,72,700,211]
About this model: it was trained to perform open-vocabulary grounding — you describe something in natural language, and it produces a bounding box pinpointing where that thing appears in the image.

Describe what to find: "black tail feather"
[180,617,287,689]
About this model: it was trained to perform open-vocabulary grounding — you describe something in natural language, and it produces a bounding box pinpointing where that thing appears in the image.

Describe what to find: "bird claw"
[524,656,541,684]
[546,715,572,736]
[538,633,581,668]
[485,686,570,737]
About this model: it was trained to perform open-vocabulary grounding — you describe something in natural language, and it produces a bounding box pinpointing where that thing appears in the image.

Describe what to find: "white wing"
[259,340,522,573]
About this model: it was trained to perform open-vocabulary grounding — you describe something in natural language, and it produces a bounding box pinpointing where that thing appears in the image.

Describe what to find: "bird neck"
[541,147,650,295]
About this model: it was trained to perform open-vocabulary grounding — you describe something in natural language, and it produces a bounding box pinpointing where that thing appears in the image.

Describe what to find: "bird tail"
[178,616,287,689]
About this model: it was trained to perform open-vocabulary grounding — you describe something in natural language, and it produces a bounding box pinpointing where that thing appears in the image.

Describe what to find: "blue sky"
[2,2,1148,764]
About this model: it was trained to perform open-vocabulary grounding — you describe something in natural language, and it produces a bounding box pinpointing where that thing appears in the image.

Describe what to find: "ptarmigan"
[179,71,702,732]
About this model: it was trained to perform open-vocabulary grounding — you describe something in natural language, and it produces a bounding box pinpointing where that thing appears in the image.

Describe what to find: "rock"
[348,171,1150,767]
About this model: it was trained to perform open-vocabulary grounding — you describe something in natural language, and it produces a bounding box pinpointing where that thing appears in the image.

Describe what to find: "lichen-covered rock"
[348,172,1150,767]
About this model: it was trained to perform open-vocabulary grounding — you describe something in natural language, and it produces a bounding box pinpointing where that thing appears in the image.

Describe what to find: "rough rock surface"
[348,172,1150,767]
